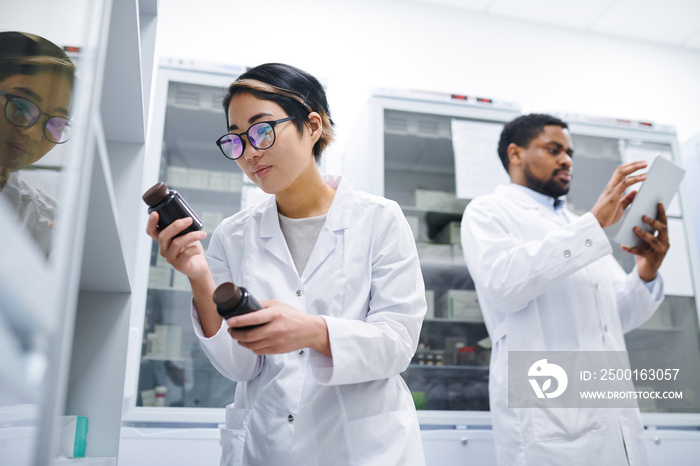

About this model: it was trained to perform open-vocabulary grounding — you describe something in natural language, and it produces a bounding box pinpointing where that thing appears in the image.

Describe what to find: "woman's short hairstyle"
[222,63,334,163]
[0,31,75,85]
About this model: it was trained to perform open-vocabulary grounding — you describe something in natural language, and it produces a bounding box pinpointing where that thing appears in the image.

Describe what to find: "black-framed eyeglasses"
[215,116,296,160]
[0,90,73,144]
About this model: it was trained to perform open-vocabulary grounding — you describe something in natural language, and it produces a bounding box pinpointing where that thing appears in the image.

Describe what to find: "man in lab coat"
[461,113,668,466]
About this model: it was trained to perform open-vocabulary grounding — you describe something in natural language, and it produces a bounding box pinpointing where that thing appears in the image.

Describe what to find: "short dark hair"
[0,31,75,85]
[498,113,568,171]
[222,63,334,163]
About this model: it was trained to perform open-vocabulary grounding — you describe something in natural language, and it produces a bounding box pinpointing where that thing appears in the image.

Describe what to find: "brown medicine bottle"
[213,282,263,330]
[142,182,203,237]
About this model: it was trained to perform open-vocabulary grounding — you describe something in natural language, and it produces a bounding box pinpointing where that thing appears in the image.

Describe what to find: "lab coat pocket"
[530,407,608,442]
[220,407,251,466]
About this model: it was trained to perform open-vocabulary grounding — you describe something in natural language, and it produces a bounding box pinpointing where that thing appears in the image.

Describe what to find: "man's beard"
[524,166,570,199]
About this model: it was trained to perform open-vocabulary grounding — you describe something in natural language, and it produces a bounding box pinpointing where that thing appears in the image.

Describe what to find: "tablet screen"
[612,155,685,247]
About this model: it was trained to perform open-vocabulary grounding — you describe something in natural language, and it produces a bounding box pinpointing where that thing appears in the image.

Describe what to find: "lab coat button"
[563,250,571,258]
[585,239,592,247]
[288,414,294,422]
[299,349,305,356]
[296,290,303,297]
[603,325,608,332]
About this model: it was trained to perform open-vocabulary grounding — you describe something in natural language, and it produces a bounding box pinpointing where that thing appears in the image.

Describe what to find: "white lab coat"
[461,184,663,466]
[192,175,427,466]
[0,172,56,255]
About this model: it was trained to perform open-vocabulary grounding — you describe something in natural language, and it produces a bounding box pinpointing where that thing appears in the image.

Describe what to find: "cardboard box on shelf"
[415,189,467,213]
[187,168,209,189]
[452,244,465,265]
[405,215,420,240]
[416,242,452,264]
[166,166,188,187]
[148,266,172,288]
[435,221,461,244]
[172,270,190,290]
[209,171,243,192]
[208,171,229,191]
[229,172,243,192]
[437,289,483,322]
[425,290,435,319]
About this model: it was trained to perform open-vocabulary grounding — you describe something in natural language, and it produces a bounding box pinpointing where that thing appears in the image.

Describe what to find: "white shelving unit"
[61,1,158,462]
[1,1,157,464]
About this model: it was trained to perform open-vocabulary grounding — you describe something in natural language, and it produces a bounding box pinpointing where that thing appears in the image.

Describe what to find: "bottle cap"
[213,282,243,311]
[142,182,169,206]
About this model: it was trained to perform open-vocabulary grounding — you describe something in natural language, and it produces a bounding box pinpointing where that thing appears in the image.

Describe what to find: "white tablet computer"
[613,155,685,247]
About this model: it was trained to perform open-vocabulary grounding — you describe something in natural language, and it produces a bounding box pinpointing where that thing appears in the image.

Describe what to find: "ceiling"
[404,0,700,52]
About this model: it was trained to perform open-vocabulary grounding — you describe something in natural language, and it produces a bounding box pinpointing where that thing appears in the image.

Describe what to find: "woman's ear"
[307,112,323,144]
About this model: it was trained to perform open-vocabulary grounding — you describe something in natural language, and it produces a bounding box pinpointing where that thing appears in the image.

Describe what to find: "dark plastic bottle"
[142,182,203,237]
[213,282,263,330]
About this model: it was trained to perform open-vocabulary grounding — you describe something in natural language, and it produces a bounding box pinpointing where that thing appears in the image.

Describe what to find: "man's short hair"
[498,113,568,171]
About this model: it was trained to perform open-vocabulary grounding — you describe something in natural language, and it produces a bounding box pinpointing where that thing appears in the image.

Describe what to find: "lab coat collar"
[258,174,354,280]
[258,174,353,237]
[495,183,566,210]
[1,172,23,211]
[495,183,571,225]
[318,174,354,232]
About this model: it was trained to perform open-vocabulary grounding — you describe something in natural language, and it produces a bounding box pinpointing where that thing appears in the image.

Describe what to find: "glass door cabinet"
[344,90,700,427]
[125,61,257,423]
[344,89,521,423]
[561,114,700,419]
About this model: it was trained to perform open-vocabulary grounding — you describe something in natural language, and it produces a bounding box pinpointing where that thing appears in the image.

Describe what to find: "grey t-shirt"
[278,213,327,275]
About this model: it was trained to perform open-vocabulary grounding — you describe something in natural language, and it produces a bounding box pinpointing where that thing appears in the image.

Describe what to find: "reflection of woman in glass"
[148,63,427,465]
[0,31,75,255]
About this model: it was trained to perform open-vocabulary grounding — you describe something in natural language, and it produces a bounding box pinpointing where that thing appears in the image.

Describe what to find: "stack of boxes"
[165,166,242,192]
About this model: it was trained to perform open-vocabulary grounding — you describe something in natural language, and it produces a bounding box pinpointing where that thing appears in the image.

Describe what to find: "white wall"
[156,0,700,175]
[0,0,92,46]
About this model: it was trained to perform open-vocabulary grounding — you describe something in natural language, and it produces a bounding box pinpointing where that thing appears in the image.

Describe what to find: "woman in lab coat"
[148,63,427,466]
[0,31,75,255]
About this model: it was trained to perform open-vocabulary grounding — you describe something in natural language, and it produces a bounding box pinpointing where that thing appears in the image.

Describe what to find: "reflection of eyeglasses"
[0,90,72,144]
[215,116,296,160]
